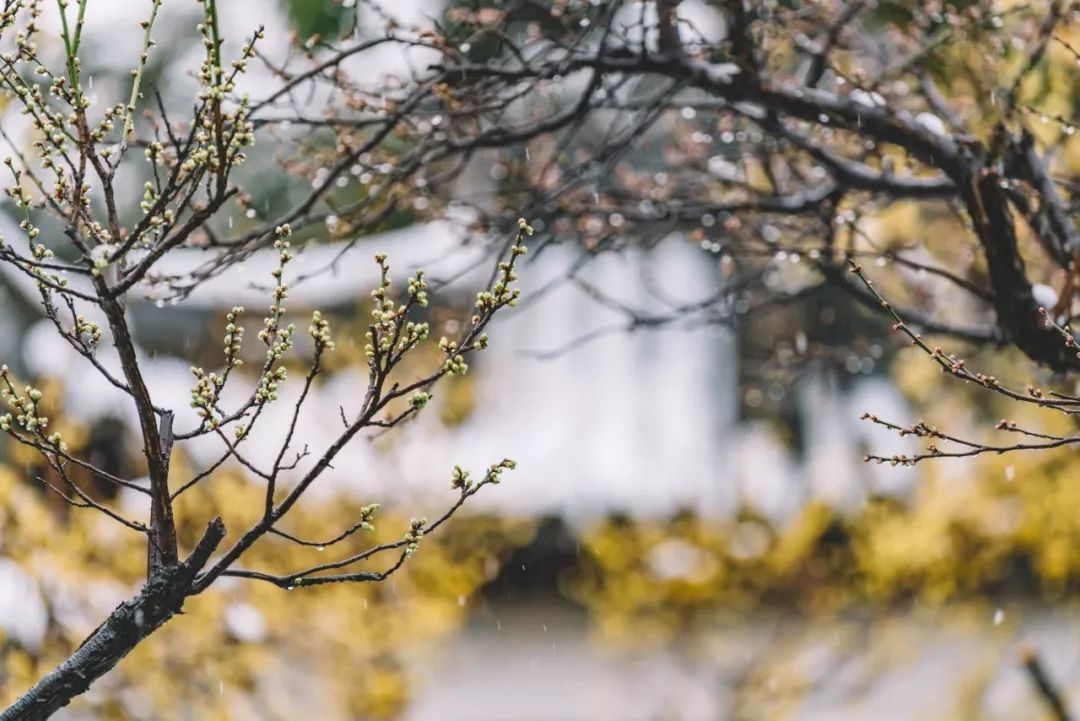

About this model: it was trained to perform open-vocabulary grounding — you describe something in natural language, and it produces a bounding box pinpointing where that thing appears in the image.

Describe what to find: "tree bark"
[959,169,1080,370]
[96,286,179,574]
[0,518,225,721]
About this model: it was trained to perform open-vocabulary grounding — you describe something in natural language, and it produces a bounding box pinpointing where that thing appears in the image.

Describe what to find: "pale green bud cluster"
[482,458,517,485]
[140,181,158,215]
[145,141,164,162]
[363,254,433,367]
[189,366,224,426]
[0,367,63,450]
[5,165,32,213]
[432,217,533,375]
[450,458,517,492]
[223,306,245,368]
[309,310,334,351]
[407,269,429,307]
[182,13,259,176]
[437,336,469,375]
[255,364,288,405]
[398,321,430,354]
[255,226,296,404]
[90,243,117,278]
[461,218,530,360]
[74,315,102,347]
[189,306,248,430]
[23,228,70,290]
[366,253,399,361]
[261,322,295,363]
[475,257,521,312]
[89,104,129,144]
[404,518,427,557]
[359,503,380,533]
[443,354,469,376]
[450,464,471,490]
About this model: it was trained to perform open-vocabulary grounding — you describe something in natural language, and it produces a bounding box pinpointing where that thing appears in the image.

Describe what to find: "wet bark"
[0,518,225,721]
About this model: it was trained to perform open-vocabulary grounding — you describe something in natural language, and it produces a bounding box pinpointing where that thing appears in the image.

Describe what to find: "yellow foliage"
[0,458,531,720]
[570,323,1080,649]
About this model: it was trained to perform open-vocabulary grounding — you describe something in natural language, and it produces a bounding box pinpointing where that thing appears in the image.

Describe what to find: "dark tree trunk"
[959,170,1080,371]
[0,519,224,721]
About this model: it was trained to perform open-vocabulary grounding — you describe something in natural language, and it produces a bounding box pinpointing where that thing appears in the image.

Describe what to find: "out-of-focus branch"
[1021,646,1073,721]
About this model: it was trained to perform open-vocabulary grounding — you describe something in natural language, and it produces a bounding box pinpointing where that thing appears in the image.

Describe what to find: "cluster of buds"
[366,253,400,363]
[358,503,380,533]
[259,227,296,371]
[0,370,59,449]
[255,365,287,405]
[261,318,295,363]
[363,254,434,367]
[481,458,517,485]
[859,413,940,439]
[145,141,165,163]
[74,315,102,347]
[437,341,469,374]
[89,104,129,144]
[186,10,259,175]
[190,306,248,429]
[223,306,245,368]
[864,453,918,467]
[407,268,429,307]
[397,320,430,356]
[189,366,224,426]
[90,243,117,278]
[516,217,534,239]
[12,2,41,59]
[473,220,529,316]
[404,518,427,557]
[84,221,112,246]
[27,238,69,291]
[196,3,228,98]
[183,93,255,175]
[361,221,532,382]
[409,391,431,410]
[137,181,174,236]
[450,464,471,490]
[257,352,292,404]
[451,458,517,492]
[140,181,158,215]
[47,163,70,205]
[5,386,46,431]
[308,310,334,352]
[474,261,521,312]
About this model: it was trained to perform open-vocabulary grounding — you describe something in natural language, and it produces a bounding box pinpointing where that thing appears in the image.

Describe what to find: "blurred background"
[3,1,1080,720]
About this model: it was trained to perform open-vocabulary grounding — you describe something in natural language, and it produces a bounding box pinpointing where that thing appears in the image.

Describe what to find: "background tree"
[194,0,1080,465]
